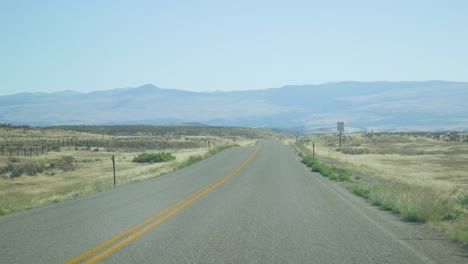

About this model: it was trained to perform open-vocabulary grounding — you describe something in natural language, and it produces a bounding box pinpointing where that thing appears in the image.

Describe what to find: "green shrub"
[0,164,15,176]
[132,152,176,163]
[458,193,468,207]
[49,156,75,172]
[58,156,75,171]
[23,163,45,176]
[10,167,23,178]
[9,157,20,163]
[1,156,76,178]
[3,162,45,178]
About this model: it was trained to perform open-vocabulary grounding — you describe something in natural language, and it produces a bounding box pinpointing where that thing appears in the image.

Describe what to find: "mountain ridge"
[1,81,467,131]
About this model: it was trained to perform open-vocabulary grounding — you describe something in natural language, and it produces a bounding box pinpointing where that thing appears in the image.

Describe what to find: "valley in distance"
[1,81,467,248]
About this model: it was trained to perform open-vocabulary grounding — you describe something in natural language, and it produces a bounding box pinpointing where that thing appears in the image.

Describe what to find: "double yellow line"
[65,146,260,264]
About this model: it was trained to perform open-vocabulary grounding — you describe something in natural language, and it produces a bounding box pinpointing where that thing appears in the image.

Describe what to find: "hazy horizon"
[2,80,467,97]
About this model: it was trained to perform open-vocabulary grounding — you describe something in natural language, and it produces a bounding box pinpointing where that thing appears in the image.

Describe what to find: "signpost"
[337,122,344,149]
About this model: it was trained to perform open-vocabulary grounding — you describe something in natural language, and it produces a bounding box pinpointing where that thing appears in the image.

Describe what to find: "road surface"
[0,140,466,263]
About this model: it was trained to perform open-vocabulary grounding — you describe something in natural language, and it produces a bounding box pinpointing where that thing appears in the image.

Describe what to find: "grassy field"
[304,133,468,190]
[294,133,468,244]
[0,125,272,215]
[51,124,281,138]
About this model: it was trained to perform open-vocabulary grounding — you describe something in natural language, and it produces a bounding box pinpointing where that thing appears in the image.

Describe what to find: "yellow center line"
[65,146,260,264]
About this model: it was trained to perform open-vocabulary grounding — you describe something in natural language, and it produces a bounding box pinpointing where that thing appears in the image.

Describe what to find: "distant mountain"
[1,81,468,131]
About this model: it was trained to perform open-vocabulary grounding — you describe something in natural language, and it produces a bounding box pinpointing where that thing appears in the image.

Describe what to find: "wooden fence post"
[112,155,116,186]
[313,143,315,159]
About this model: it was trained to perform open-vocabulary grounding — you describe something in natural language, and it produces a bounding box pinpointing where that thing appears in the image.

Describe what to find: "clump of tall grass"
[206,144,237,156]
[0,192,34,215]
[176,155,204,169]
[177,144,238,169]
[348,183,460,223]
[301,154,352,182]
[348,185,371,199]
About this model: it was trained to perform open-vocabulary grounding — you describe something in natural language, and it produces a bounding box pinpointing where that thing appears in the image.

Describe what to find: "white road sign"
[337,122,344,132]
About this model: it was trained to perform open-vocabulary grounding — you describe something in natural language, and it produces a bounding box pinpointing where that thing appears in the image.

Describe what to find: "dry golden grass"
[297,133,468,243]
[0,147,190,214]
[0,126,256,215]
[305,133,468,191]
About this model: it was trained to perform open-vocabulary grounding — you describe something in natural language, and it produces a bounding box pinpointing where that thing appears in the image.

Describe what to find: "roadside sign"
[337,122,344,132]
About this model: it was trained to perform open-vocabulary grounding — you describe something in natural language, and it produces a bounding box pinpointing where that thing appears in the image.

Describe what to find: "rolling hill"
[1,81,468,131]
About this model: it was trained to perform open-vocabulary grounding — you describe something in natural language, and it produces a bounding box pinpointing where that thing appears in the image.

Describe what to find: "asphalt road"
[0,140,466,263]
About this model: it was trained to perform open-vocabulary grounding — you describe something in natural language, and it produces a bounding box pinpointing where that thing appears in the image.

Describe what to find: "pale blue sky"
[1,0,467,95]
